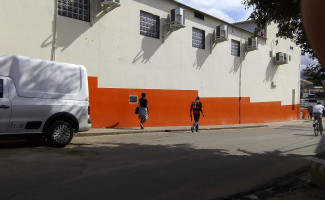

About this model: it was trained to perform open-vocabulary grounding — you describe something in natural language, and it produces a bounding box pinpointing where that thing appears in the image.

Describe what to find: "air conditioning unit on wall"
[246,37,258,51]
[170,7,186,30]
[214,24,228,42]
[274,52,288,65]
[101,0,120,9]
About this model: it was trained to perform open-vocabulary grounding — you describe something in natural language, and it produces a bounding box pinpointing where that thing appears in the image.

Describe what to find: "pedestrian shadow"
[293,133,315,137]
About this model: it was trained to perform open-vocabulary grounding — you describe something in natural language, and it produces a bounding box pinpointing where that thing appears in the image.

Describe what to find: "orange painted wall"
[88,77,300,128]
[240,98,300,124]
[89,77,198,128]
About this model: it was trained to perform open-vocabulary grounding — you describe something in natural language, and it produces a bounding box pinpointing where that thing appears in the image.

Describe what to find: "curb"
[76,124,268,137]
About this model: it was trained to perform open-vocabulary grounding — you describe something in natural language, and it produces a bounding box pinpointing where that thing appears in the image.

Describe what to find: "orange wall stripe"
[88,77,299,128]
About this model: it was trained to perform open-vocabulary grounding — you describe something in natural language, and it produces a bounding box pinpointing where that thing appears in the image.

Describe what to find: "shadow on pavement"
[1,139,325,200]
[0,134,47,148]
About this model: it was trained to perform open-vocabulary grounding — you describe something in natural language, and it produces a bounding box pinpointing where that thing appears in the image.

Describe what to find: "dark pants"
[193,114,200,131]
[313,113,323,133]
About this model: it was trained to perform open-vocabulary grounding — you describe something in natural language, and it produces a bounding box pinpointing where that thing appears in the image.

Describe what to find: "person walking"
[313,102,325,134]
[138,93,149,129]
[190,96,204,132]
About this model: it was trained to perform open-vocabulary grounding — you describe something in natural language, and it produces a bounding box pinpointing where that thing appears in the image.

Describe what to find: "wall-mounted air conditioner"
[246,37,258,51]
[170,7,186,30]
[214,24,228,42]
[101,0,120,9]
[274,52,288,65]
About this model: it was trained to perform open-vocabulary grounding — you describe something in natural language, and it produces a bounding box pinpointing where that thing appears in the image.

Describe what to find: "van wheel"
[47,121,73,147]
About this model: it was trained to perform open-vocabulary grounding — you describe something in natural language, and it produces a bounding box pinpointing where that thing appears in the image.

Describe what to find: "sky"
[176,0,253,23]
[176,0,316,75]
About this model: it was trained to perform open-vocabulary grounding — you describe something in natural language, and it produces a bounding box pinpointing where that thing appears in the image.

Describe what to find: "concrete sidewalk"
[77,119,310,137]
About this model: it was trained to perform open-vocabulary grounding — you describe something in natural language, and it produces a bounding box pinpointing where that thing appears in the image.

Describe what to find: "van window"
[0,79,3,98]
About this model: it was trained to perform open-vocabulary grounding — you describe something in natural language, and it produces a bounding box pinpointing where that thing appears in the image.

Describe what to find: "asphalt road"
[1,121,324,200]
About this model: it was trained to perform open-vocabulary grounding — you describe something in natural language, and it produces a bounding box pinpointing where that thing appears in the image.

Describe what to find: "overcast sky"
[176,0,253,23]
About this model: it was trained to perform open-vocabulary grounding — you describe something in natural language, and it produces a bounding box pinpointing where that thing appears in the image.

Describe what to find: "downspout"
[51,0,58,61]
[239,30,244,124]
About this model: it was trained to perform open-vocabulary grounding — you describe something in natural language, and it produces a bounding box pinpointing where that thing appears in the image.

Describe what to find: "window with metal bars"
[192,28,205,49]
[140,11,160,39]
[57,0,90,22]
[231,39,240,57]
[0,79,3,98]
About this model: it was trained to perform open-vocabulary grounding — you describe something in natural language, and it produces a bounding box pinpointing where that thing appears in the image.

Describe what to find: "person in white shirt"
[313,102,325,134]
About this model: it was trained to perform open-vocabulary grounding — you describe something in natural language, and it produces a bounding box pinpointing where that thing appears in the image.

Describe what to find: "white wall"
[0,0,54,60]
[0,0,300,106]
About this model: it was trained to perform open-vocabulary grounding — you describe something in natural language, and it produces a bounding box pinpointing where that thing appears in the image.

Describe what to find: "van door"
[0,78,11,132]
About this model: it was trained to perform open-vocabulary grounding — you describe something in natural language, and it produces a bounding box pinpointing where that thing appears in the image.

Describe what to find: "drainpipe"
[239,33,244,124]
[51,0,58,61]
[239,57,242,124]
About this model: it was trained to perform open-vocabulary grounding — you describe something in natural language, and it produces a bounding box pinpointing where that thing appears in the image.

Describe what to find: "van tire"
[47,121,74,147]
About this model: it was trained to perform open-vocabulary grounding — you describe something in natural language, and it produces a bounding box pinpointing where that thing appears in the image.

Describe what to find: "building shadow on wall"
[193,33,212,69]
[229,56,241,74]
[133,34,162,64]
[264,58,278,87]
[41,0,107,52]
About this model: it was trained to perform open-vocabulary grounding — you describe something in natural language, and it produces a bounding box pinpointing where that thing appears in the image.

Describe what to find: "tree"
[243,0,314,57]
[303,63,325,97]
[303,64,325,85]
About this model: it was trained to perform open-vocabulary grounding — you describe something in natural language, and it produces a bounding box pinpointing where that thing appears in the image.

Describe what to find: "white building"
[0,0,301,128]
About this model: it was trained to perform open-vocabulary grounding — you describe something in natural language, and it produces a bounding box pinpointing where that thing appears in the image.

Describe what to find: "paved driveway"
[1,120,324,200]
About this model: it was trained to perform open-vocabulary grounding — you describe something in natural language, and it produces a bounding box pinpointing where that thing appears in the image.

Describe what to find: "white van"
[0,55,91,147]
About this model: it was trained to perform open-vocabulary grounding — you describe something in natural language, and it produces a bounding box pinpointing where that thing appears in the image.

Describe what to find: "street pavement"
[1,119,325,200]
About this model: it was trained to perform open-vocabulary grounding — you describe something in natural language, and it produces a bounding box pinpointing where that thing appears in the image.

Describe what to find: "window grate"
[129,95,138,104]
[192,28,205,49]
[57,0,90,22]
[140,11,160,39]
[0,79,3,98]
[231,40,240,57]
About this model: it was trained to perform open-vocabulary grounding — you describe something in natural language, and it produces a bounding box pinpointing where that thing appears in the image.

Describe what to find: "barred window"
[231,40,240,57]
[58,0,90,22]
[192,28,205,49]
[140,11,160,39]
[0,79,3,98]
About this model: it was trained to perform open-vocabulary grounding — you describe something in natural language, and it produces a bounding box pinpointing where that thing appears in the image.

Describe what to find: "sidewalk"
[77,120,309,137]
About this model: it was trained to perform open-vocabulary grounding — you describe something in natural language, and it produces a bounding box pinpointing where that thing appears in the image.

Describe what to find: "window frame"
[140,10,160,39]
[192,27,205,49]
[57,0,90,22]
[231,39,240,57]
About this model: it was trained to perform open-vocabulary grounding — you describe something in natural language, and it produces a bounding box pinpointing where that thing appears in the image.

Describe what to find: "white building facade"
[0,0,301,128]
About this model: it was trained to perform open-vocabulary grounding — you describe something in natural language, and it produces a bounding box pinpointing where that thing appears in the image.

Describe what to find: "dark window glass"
[194,12,204,20]
[0,79,3,98]
[140,11,160,39]
[192,28,205,49]
[57,0,90,22]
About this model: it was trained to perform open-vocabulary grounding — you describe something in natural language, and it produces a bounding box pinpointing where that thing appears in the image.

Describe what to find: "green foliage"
[243,0,314,57]
[303,64,325,86]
